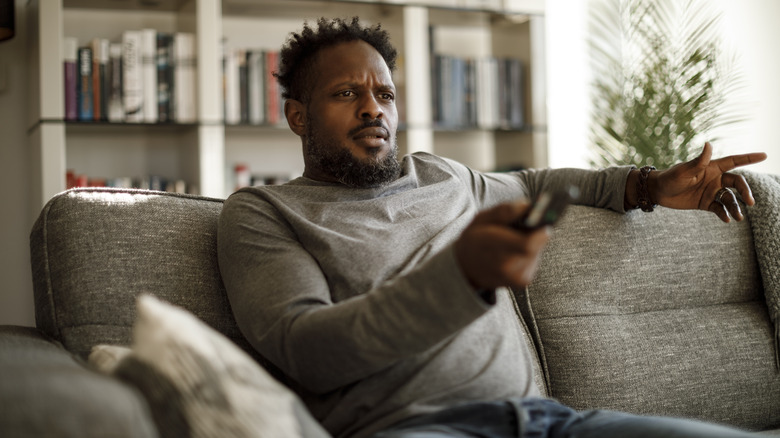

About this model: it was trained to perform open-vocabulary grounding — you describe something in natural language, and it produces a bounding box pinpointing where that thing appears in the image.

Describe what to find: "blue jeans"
[371,397,757,438]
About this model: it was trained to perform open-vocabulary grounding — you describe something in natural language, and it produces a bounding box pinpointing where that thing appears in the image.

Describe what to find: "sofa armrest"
[0,325,158,438]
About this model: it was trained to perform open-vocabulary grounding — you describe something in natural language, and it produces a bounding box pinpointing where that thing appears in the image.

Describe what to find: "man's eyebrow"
[327,80,396,91]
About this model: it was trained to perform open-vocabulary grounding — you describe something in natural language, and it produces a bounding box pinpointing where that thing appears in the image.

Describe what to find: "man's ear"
[285,99,306,136]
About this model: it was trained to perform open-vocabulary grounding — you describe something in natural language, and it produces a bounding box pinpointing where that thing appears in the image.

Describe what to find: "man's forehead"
[312,40,394,87]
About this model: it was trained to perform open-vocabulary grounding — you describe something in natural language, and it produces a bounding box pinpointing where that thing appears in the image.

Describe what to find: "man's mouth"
[353,127,389,148]
[353,127,389,140]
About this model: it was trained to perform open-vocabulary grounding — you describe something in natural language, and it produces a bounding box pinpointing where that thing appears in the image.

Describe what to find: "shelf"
[28,0,546,209]
[63,0,191,11]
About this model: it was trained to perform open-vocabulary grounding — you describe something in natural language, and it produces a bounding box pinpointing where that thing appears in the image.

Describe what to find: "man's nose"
[358,94,383,119]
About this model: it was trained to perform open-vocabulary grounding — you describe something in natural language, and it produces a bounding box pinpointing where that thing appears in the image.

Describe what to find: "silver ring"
[715,187,733,205]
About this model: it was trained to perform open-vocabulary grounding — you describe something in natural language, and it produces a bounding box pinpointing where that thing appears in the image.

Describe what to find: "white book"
[476,57,499,130]
[247,50,264,125]
[122,30,143,123]
[174,32,196,123]
[141,28,158,123]
[223,48,240,125]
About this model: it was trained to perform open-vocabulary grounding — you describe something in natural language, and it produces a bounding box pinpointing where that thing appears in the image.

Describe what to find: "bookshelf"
[27,0,546,210]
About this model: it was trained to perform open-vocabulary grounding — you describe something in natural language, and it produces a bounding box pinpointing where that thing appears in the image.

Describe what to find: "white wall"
[0,0,34,326]
[547,0,780,174]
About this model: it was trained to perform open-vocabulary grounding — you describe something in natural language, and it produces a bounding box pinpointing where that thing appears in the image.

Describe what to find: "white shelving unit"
[27,0,546,210]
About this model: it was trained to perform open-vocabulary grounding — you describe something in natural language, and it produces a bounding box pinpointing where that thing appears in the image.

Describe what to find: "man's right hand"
[454,202,551,291]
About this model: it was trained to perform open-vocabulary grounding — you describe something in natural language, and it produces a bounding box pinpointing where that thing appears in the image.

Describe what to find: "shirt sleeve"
[217,191,493,395]
[435,155,634,212]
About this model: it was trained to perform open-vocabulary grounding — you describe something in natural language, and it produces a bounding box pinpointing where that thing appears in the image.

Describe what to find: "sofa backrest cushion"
[518,205,780,431]
[30,188,260,363]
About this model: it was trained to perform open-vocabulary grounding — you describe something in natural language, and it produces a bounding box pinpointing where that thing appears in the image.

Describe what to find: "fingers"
[456,203,551,290]
[708,201,732,223]
[713,151,768,173]
[721,173,756,206]
[711,187,743,222]
[690,142,766,174]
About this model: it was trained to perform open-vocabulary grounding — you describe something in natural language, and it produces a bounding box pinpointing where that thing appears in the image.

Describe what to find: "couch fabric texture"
[0,325,157,437]
[519,204,780,431]
[7,182,779,436]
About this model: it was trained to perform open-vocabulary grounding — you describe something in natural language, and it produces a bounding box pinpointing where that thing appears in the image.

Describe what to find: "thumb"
[690,142,713,170]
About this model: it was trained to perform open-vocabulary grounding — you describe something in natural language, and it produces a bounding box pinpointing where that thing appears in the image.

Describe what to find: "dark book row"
[63,30,196,124]
[431,54,525,130]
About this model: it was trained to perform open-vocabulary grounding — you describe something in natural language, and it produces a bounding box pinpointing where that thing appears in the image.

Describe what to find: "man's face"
[300,40,400,188]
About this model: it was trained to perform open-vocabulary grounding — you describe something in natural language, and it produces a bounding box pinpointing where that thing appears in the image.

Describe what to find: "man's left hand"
[628,142,767,222]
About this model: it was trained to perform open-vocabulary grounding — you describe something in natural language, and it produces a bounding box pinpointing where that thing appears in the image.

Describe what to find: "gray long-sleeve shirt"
[217,152,632,438]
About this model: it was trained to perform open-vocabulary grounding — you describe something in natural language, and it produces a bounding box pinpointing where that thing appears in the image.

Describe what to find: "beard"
[304,115,401,188]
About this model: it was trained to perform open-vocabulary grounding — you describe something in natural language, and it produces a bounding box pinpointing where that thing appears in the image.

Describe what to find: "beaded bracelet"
[637,165,657,212]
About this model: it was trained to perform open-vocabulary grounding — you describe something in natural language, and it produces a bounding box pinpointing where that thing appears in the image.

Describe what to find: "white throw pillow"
[89,294,329,438]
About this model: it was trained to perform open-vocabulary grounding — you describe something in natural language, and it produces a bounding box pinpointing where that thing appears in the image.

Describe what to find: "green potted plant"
[588,0,743,168]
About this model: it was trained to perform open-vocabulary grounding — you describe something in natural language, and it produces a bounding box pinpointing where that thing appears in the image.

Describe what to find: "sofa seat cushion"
[520,205,780,431]
[0,325,157,438]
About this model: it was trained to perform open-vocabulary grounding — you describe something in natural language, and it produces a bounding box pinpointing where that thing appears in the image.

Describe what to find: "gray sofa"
[2,182,779,436]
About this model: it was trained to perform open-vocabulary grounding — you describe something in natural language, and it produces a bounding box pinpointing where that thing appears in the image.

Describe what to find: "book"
[122,30,143,122]
[238,49,248,123]
[63,37,78,121]
[223,48,240,124]
[107,43,124,122]
[247,50,265,125]
[141,28,157,123]
[264,51,280,125]
[156,32,174,122]
[174,32,196,123]
[77,47,93,121]
[476,57,498,129]
[90,38,109,121]
[507,58,524,129]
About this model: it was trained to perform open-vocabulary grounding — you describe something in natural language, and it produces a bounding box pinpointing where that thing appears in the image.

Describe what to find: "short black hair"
[274,17,398,103]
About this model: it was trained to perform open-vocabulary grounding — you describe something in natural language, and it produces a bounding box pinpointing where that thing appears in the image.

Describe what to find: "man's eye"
[338,90,355,97]
[382,93,395,100]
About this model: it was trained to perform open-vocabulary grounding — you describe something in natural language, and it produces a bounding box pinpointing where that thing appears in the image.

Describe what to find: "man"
[217,17,767,438]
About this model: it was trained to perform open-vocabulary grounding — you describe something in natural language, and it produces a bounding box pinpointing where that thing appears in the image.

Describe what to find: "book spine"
[90,38,110,121]
[63,37,78,121]
[174,32,196,123]
[238,49,248,124]
[224,48,240,124]
[465,58,477,127]
[156,32,173,122]
[77,47,93,121]
[107,43,125,122]
[247,50,264,125]
[142,28,157,123]
[90,39,101,121]
[122,30,143,122]
[265,51,279,125]
[488,57,499,129]
[509,58,524,129]
[98,39,110,122]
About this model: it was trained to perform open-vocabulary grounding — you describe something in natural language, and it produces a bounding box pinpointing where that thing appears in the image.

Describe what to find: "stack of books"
[431,54,525,130]
[222,48,285,126]
[63,29,197,124]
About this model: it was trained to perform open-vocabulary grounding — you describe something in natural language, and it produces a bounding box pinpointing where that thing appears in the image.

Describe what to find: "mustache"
[347,119,389,137]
